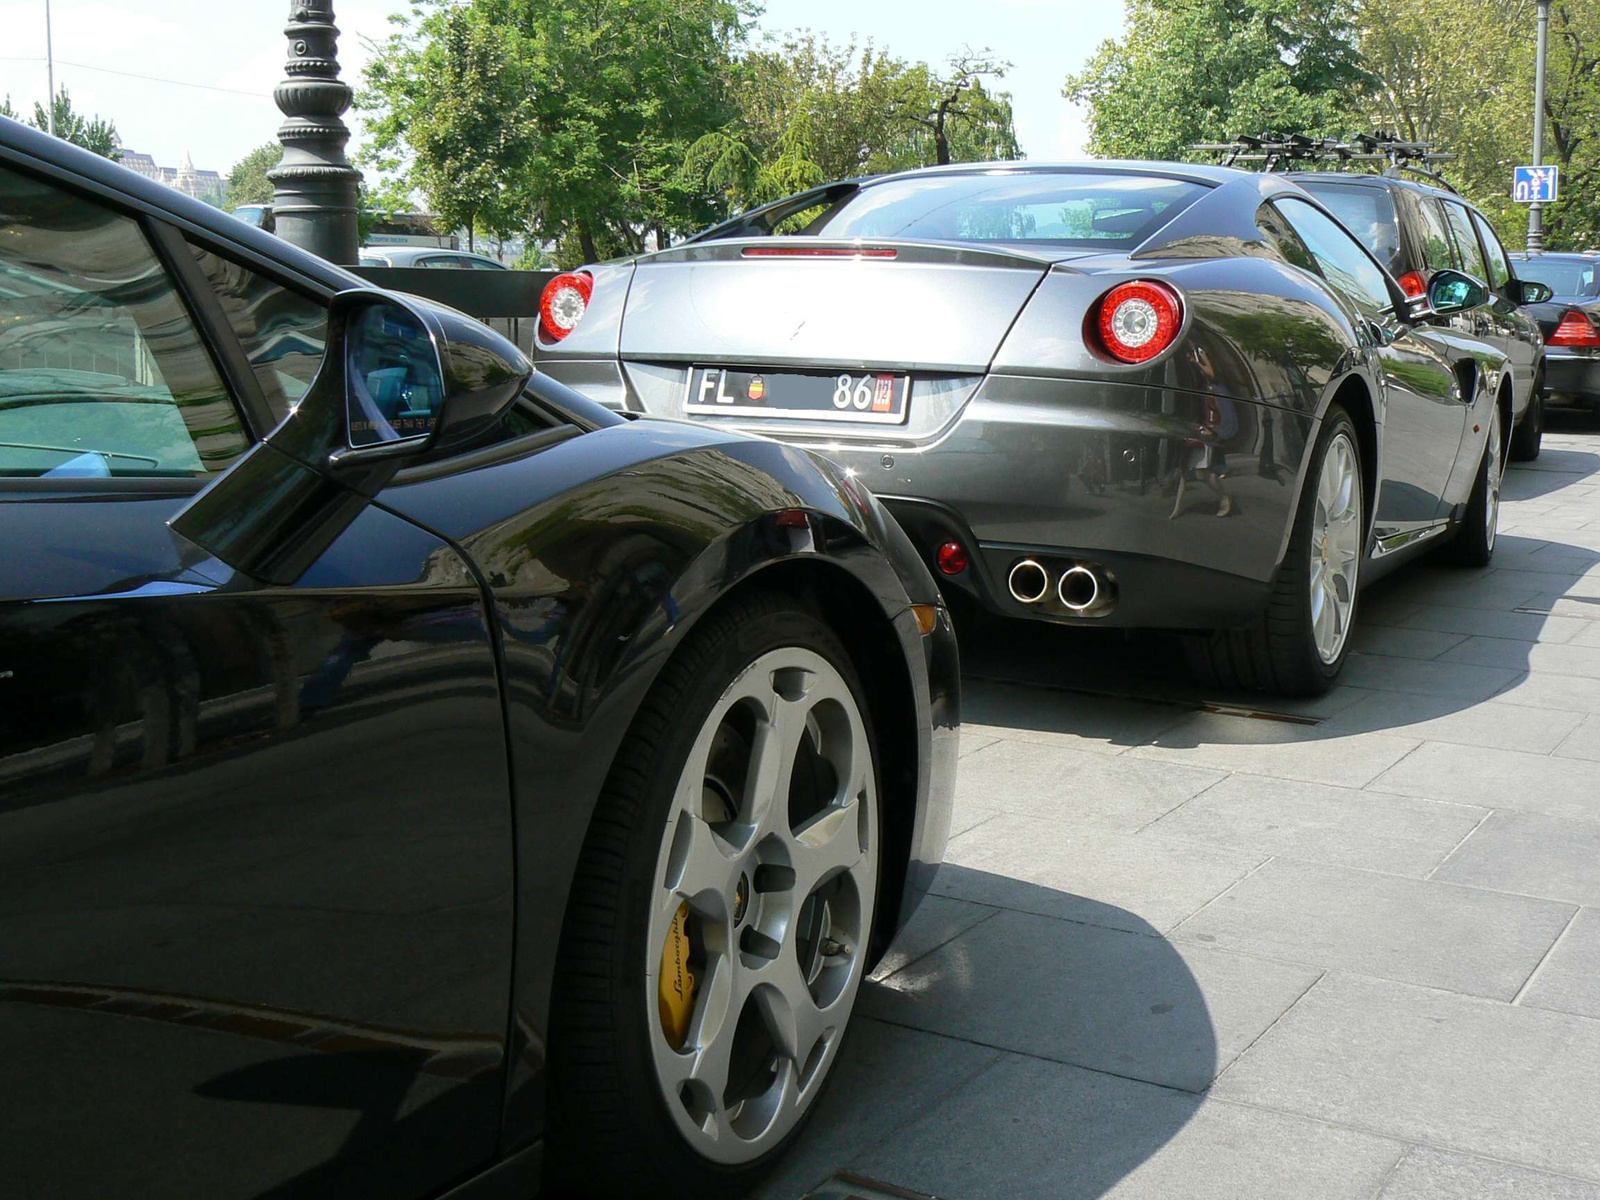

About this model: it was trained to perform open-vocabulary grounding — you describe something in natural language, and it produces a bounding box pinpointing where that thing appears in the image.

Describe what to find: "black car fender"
[375,418,946,1144]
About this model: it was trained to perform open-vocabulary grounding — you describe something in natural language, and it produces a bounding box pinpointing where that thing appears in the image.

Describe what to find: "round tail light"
[1398,270,1427,299]
[1093,280,1183,363]
[936,541,969,576]
[539,271,593,342]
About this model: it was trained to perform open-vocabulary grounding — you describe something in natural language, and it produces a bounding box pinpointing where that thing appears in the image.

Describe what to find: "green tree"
[29,87,120,159]
[225,143,282,211]
[1,96,15,120]
[1065,0,1368,160]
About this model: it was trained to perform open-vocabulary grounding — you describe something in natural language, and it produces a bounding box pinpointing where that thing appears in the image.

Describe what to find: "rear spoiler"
[684,179,870,244]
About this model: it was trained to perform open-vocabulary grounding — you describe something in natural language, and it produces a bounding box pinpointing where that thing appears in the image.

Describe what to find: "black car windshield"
[1514,257,1600,298]
[1296,181,1401,270]
[805,172,1208,247]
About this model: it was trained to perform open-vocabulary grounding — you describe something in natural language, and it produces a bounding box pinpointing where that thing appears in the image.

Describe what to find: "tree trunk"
[578,220,599,264]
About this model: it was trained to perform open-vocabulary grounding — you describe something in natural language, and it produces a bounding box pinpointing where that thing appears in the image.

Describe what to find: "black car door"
[1273,197,1466,534]
[0,162,513,1198]
[1468,207,1541,407]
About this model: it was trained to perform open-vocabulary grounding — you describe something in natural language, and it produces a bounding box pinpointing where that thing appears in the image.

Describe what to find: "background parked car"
[358,244,510,269]
[1291,171,1549,460]
[0,116,959,1200]
[534,162,1524,695]
[1510,250,1600,423]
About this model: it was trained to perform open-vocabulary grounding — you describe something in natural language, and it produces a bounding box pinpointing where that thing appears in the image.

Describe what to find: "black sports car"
[0,117,958,1198]
[536,163,1536,695]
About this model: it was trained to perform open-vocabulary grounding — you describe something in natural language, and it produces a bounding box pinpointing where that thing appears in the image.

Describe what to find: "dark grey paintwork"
[535,162,1520,634]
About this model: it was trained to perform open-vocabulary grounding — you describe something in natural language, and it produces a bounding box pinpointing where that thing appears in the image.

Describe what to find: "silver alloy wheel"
[1486,402,1504,550]
[644,646,877,1164]
[1309,431,1362,665]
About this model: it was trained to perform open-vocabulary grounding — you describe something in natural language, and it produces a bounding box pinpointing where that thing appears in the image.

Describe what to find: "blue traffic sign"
[1513,165,1560,203]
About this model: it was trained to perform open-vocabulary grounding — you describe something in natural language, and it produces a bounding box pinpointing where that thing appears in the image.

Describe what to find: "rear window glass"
[805,173,1207,247]
[1514,257,1600,297]
[1297,182,1401,271]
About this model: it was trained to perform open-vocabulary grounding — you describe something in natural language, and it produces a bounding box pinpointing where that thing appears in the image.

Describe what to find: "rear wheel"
[1187,405,1363,696]
[1509,377,1543,461]
[1450,398,1504,567]
[544,592,881,1199]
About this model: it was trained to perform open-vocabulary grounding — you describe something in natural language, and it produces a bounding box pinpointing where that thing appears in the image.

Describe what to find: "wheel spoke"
[741,683,813,835]
[750,957,829,1076]
[791,801,865,894]
[660,811,735,927]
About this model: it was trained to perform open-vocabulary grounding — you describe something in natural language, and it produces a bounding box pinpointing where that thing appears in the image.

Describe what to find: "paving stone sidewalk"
[766,419,1600,1200]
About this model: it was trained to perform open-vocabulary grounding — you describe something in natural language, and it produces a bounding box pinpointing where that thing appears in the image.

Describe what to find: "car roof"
[1,115,360,293]
[1509,250,1600,260]
[861,159,1251,189]
[1286,170,1467,203]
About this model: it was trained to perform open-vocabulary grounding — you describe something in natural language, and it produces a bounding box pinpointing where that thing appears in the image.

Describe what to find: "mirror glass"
[1428,270,1488,315]
[344,303,444,448]
[1519,280,1554,305]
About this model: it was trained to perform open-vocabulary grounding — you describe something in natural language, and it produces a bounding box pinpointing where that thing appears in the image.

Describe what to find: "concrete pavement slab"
[1316,691,1585,754]
[1370,741,1600,821]
[1517,907,1600,1021]
[955,737,1226,833]
[1173,858,1573,999]
[1130,709,1419,788]
[863,906,1321,1092]
[1348,626,1468,660]
[1432,812,1600,906]
[935,816,1265,935]
[1389,603,1585,644]
[1377,1147,1600,1200]
[870,894,997,980]
[961,679,1190,755]
[1213,972,1600,1181]
[1338,653,1523,700]
[1494,670,1600,714]
[1142,772,1486,877]
[1439,636,1600,679]
[1554,714,1600,760]
[850,1054,1403,1200]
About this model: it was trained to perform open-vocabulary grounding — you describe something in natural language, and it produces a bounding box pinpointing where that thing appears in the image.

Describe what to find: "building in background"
[118,146,223,204]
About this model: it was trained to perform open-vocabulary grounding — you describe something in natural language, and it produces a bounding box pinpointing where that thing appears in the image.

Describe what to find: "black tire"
[1186,404,1364,696]
[543,590,879,1200]
[1509,380,1543,462]
[1450,398,1505,568]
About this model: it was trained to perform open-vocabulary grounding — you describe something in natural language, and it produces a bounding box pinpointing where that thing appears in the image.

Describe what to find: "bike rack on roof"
[1190,132,1460,194]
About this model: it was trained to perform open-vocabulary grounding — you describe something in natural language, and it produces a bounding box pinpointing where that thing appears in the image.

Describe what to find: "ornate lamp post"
[268,1,362,265]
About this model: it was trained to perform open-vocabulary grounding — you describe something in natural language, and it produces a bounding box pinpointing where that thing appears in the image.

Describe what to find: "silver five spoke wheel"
[645,646,877,1164]
[1309,431,1362,665]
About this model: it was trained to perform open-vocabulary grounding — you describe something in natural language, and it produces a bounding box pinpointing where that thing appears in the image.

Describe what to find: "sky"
[0,0,1126,178]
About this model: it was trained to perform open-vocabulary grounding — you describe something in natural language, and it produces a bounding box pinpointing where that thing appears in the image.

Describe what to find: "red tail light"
[539,271,593,342]
[936,541,969,576]
[1092,281,1183,364]
[1398,270,1427,299]
[1548,308,1600,348]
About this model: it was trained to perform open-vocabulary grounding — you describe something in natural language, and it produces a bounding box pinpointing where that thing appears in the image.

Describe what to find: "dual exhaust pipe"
[1007,558,1112,615]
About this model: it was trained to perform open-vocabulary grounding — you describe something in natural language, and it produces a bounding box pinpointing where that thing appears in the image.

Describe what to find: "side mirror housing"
[1423,268,1491,317]
[1514,278,1555,305]
[271,288,533,477]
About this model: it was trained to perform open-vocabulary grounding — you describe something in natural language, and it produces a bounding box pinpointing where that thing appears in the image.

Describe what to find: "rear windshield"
[1514,257,1600,298]
[804,173,1208,247]
[1297,182,1401,271]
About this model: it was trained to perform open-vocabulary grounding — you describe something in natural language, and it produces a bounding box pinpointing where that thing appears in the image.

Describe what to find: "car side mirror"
[170,288,531,585]
[1422,268,1490,317]
[1513,279,1554,305]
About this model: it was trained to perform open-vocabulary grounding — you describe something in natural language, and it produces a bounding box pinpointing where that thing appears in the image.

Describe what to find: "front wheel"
[544,591,881,1199]
[1187,405,1364,695]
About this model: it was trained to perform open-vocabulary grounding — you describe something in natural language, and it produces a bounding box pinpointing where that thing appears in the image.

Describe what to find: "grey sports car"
[534,163,1539,694]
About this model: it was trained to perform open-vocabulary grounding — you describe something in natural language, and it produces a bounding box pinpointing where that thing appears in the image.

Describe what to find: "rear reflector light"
[740,246,898,259]
[539,271,593,342]
[1398,270,1427,299]
[936,541,969,576]
[1549,308,1600,348]
[1092,280,1183,364]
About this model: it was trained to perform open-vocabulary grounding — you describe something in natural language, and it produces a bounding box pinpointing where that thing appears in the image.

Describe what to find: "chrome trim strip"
[1371,522,1449,558]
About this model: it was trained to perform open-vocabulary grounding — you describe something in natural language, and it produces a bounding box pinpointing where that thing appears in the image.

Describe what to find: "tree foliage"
[26,88,120,159]
[225,143,282,211]
[1066,0,1368,160]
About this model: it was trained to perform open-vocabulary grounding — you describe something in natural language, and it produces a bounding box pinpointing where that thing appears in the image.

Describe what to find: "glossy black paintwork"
[0,117,955,1197]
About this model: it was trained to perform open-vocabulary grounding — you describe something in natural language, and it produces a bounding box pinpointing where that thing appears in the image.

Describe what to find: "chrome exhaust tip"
[1007,559,1050,604]
[1057,564,1101,613]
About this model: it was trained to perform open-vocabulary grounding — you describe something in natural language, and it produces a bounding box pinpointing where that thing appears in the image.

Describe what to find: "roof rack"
[1191,132,1459,193]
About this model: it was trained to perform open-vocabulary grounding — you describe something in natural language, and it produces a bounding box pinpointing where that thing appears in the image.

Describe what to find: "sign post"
[1527,0,1553,251]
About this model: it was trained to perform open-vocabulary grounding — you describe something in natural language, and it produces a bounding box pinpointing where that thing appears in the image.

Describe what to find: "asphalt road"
[772,410,1600,1200]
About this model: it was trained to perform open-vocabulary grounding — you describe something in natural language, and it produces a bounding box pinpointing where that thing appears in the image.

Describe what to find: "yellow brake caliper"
[659,902,696,1050]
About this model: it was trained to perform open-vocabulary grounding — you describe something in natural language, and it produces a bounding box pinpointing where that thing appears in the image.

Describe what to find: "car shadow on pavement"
[758,871,1217,1199]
